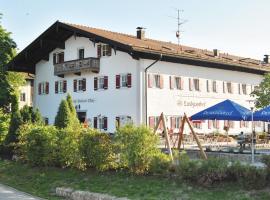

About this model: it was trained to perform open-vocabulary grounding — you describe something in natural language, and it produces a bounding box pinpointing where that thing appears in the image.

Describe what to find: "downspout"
[145,54,163,125]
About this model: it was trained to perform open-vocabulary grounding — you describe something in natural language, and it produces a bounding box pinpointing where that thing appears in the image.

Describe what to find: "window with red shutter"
[97,44,101,57]
[103,117,108,130]
[169,76,174,89]
[82,78,86,91]
[73,80,77,92]
[94,117,97,128]
[45,82,49,94]
[55,81,58,94]
[127,73,132,88]
[104,76,108,89]
[94,77,98,90]
[180,77,184,90]
[116,75,120,89]
[208,120,212,129]
[63,80,67,93]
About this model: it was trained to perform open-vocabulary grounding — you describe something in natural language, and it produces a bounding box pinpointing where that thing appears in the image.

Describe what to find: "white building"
[8,21,270,134]
[19,75,34,109]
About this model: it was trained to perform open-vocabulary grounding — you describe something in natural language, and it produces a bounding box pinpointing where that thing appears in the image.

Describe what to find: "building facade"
[8,21,270,134]
[19,77,34,109]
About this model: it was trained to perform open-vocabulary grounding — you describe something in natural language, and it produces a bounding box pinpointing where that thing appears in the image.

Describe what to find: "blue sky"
[1,0,269,60]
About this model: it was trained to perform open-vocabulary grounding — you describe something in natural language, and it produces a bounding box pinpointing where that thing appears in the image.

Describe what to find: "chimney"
[264,55,269,64]
[213,49,220,57]
[136,27,145,40]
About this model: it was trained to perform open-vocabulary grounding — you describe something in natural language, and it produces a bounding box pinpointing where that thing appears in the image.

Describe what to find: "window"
[238,83,241,94]
[94,116,108,130]
[148,74,163,89]
[55,80,67,94]
[223,82,226,93]
[97,44,112,57]
[73,78,86,92]
[212,81,217,93]
[53,52,64,64]
[175,116,182,128]
[242,84,247,95]
[43,117,49,125]
[78,48,84,59]
[20,93,26,102]
[193,122,202,129]
[175,77,183,90]
[116,74,132,88]
[38,82,49,95]
[194,79,200,91]
[116,116,133,128]
[224,120,234,128]
[94,76,108,90]
[227,82,232,93]
[154,75,161,88]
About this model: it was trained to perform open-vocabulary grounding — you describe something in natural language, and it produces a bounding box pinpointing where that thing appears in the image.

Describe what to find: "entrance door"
[77,111,86,123]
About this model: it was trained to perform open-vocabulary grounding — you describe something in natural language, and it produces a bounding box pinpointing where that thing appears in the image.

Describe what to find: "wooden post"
[161,113,173,160]
[177,116,186,149]
[185,113,207,160]
[153,115,162,135]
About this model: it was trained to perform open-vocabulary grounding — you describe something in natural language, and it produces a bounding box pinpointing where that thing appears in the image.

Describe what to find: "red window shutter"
[53,53,56,64]
[159,75,164,89]
[103,117,108,130]
[55,81,58,94]
[94,77,98,90]
[116,117,120,128]
[180,77,184,90]
[82,78,86,91]
[104,76,108,89]
[45,82,49,94]
[149,116,155,128]
[63,80,67,93]
[127,73,132,88]
[189,78,193,91]
[38,83,41,95]
[107,46,112,56]
[116,75,120,89]
[73,79,77,92]
[94,117,97,128]
[171,117,176,129]
[208,120,212,129]
[169,76,174,89]
[148,74,152,88]
[97,44,101,57]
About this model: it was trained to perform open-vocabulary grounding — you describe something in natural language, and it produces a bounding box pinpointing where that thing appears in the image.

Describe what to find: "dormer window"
[53,52,64,64]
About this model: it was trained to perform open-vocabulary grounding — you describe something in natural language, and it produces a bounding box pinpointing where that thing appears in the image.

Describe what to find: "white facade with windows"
[10,21,268,134]
[19,79,33,109]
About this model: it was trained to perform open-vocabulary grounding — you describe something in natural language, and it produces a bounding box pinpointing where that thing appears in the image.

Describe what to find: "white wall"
[140,59,264,134]
[19,80,33,109]
[35,36,139,132]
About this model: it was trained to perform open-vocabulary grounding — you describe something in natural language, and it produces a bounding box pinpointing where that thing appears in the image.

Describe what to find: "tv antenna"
[169,9,188,46]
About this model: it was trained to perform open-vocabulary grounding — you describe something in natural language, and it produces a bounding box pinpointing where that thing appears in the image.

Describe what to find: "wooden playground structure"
[153,112,208,160]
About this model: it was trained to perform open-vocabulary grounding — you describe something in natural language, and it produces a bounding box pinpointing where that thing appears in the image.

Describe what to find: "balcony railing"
[54,57,100,76]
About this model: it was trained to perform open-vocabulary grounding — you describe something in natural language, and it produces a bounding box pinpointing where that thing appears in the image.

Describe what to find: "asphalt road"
[0,184,42,200]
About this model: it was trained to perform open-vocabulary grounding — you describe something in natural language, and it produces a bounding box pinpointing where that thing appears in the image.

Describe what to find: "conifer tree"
[66,94,80,127]
[54,100,71,129]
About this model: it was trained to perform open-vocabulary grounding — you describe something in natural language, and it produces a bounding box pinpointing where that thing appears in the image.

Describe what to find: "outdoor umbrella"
[191,99,251,121]
[253,105,270,122]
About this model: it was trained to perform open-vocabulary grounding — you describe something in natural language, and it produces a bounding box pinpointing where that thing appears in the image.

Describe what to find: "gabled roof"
[7,21,270,75]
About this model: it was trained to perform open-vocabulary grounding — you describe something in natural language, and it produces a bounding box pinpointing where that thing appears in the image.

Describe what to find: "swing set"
[153,112,207,160]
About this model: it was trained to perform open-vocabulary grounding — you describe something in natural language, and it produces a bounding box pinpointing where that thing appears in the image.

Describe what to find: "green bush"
[262,155,270,179]
[149,151,171,175]
[17,124,58,166]
[115,125,160,174]
[56,127,84,169]
[80,128,116,171]
[54,100,71,129]
[0,109,10,144]
[20,105,43,125]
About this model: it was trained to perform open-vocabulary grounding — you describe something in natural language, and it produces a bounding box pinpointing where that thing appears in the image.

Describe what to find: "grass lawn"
[0,159,269,200]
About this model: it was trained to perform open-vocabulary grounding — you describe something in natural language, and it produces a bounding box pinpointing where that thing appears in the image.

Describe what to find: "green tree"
[0,109,10,144]
[20,105,43,124]
[66,94,80,127]
[0,14,25,112]
[251,73,270,108]
[54,100,71,129]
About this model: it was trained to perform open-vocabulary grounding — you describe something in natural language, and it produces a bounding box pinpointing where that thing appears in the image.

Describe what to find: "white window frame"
[242,84,247,95]
[212,81,217,93]
[193,78,200,91]
[227,82,232,94]
[75,78,85,92]
[98,117,105,130]
[55,52,64,64]
[121,74,128,88]
[78,48,85,60]
[98,77,105,89]
[40,82,47,95]
[175,116,181,128]
[102,44,110,56]
[153,75,161,88]
[20,92,26,102]
[175,77,182,90]
[58,80,65,93]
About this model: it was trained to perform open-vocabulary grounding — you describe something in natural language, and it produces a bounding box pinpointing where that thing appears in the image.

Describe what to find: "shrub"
[262,154,270,179]
[149,152,171,175]
[54,100,71,129]
[80,129,116,171]
[17,125,58,166]
[20,105,43,125]
[56,127,84,169]
[5,110,23,145]
[197,158,228,186]
[66,94,80,128]
[115,125,160,174]
[0,109,10,144]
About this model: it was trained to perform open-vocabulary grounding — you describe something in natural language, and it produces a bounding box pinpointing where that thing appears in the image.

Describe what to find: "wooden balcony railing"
[54,57,100,76]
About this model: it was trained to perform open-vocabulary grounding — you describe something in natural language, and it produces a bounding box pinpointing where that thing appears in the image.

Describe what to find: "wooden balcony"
[54,57,100,76]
